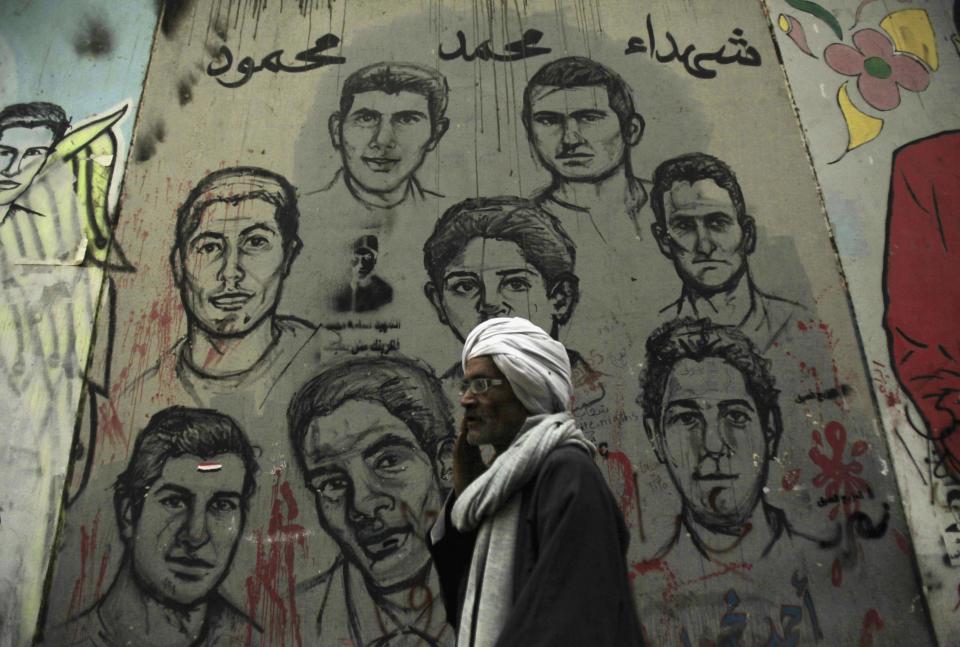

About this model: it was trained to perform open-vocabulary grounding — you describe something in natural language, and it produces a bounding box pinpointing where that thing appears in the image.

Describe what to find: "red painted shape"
[810,421,871,519]
[782,468,801,491]
[831,558,843,587]
[859,608,884,647]
[245,477,307,647]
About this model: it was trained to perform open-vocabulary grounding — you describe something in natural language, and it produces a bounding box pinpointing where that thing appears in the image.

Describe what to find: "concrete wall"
[1,0,955,644]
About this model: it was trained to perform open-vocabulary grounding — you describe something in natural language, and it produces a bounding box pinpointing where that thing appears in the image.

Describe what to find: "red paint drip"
[831,558,843,587]
[782,468,801,491]
[859,608,884,647]
[245,477,307,647]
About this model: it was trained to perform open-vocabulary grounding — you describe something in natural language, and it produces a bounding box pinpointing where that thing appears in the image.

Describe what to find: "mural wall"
[0,1,154,644]
[769,0,960,644]
[3,0,952,644]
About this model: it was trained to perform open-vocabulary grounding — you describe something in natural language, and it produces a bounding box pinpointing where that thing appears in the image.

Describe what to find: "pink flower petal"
[858,73,901,110]
[890,54,931,92]
[825,43,865,76]
[853,28,894,59]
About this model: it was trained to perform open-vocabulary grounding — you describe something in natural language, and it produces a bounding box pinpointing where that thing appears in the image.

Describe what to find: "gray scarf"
[452,412,595,647]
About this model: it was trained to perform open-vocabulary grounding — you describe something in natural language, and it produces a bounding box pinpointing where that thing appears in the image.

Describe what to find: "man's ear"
[328,113,343,150]
[424,281,448,325]
[742,214,757,255]
[281,240,302,278]
[426,118,450,152]
[626,113,645,147]
[652,223,673,258]
[118,497,136,541]
[643,417,666,464]
[547,274,579,329]
[434,436,455,487]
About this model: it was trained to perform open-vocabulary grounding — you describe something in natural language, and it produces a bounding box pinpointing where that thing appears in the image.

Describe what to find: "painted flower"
[824,28,929,111]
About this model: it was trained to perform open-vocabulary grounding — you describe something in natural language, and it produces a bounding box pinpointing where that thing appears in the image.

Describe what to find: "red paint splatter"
[782,468,801,491]
[894,529,910,555]
[796,320,808,332]
[603,449,636,528]
[810,421,871,520]
[245,476,307,647]
[68,512,111,617]
[859,609,884,646]
[954,583,960,611]
[831,558,843,587]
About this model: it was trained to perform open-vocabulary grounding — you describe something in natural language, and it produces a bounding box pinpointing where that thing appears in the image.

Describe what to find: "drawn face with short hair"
[178,198,287,337]
[332,91,441,196]
[528,86,629,181]
[655,179,754,294]
[0,126,56,207]
[302,400,442,592]
[647,357,769,530]
[123,453,245,606]
[429,238,563,342]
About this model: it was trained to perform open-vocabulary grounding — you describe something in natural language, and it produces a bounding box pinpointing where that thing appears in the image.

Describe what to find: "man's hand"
[453,418,486,497]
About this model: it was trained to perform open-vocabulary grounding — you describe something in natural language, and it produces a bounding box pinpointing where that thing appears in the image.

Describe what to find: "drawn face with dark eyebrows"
[0,126,55,208]
[528,85,627,181]
[653,357,770,530]
[302,400,442,592]
[178,198,287,337]
[123,453,245,606]
[333,90,438,195]
[433,238,559,342]
[656,179,755,294]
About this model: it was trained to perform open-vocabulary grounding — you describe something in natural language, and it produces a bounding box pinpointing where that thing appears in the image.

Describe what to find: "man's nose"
[561,117,585,146]
[369,119,397,149]
[178,506,211,549]
[694,222,717,256]
[217,245,245,284]
[0,152,23,177]
[700,417,728,457]
[459,387,477,408]
[348,472,394,520]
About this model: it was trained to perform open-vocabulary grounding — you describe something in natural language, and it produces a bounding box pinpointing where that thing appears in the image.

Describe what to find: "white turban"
[461,317,572,414]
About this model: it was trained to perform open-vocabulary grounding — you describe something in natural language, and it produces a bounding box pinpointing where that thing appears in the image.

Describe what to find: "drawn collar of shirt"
[332,167,435,210]
[672,273,765,332]
[538,172,649,220]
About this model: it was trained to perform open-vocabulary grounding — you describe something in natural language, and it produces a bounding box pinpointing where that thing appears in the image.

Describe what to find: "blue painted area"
[0,0,157,146]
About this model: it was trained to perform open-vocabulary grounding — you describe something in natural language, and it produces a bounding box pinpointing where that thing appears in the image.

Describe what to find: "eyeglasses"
[459,377,505,395]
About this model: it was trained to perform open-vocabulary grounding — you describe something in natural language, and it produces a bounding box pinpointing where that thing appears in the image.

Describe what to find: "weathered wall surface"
[1,0,951,645]
[0,2,154,644]
[768,0,959,643]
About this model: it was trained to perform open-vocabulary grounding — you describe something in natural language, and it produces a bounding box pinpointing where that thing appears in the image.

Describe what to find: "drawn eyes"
[242,234,273,252]
[533,114,562,127]
[446,278,480,296]
[705,216,733,232]
[722,409,752,426]
[159,494,188,511]
[500,276,532,292]
[668,411,703,428]
[195,240,223,256]
[23,148,47,159]
[577,113,603,123]
[372,450,411,476]
[393,114,424,127]
[209,498,239,513]
[313,474,349,501]
[352,112,380,126]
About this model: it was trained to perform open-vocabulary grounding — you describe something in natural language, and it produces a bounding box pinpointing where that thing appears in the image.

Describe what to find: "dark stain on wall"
[73,15,114,58]
[177,76,195,106]
[156,0,197,38]
[134,120,167,162]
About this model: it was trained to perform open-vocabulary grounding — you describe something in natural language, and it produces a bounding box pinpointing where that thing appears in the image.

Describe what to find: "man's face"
[652,357,769,529]
[302,400,442,592]
[353,246,377,277]
[460,356,529,455]
[334,90,437,195]
[179,198,288,337]
[125,453,245,607]
[0,126,56,208]
[528,85,627,181]
[656,179,753,294]
[435,238,558,342]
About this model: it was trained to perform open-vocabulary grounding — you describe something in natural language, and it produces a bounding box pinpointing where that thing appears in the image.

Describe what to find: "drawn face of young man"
[655,179,756,294]
[122,453,245,607]
[331,91,446,196]
[646,357,770,529]
[177,198,289,337]
[528,85,639,181]
[0,125,56,208]
[302,400,442,592]
[428,238,569,342]
[460,355,530,455]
